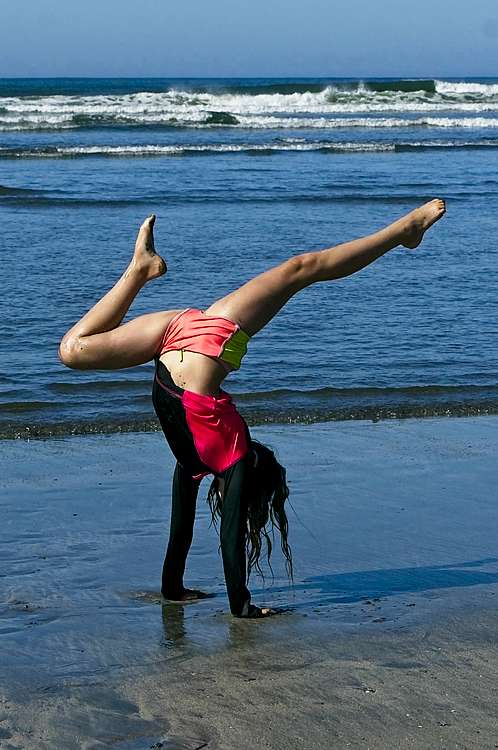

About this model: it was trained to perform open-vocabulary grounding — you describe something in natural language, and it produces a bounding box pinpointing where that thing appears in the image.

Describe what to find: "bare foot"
[131,215,167,280]
[237,604,279,618]
[399,199,446,249]
[258,607,277,617]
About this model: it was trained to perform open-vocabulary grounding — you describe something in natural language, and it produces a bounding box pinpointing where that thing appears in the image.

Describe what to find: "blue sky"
[1,0,498,77]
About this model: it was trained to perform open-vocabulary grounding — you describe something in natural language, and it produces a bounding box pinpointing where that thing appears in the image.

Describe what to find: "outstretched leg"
[59,216,176,370]
[205,200,446,336]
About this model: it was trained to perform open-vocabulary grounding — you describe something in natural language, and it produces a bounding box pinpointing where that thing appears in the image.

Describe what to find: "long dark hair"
[207,441,293,581]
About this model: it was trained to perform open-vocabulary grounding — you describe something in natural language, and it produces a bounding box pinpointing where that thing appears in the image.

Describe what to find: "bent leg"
[59,215,171,369]
[60,311,178,370]
[205,200,445,336]
[161,462,200,600]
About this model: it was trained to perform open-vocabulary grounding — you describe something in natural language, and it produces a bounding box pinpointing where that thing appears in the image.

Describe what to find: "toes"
[435,202,445,218]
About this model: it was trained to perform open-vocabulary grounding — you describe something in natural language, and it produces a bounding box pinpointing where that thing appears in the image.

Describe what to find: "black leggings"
[152,361,252,616]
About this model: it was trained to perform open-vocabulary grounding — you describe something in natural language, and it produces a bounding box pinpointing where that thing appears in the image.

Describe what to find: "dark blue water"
[1,78,498,438]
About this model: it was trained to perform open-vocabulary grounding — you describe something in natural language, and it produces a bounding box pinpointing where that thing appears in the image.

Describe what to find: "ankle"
[125,261,149,285]
[383,221,405,250]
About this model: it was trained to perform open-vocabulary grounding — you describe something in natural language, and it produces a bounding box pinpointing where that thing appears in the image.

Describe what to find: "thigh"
[73,310,179,369]
[204,258,305,336]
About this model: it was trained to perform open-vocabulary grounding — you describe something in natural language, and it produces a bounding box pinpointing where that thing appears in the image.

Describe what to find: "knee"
[285,252,319,287]
[58,334,84,369]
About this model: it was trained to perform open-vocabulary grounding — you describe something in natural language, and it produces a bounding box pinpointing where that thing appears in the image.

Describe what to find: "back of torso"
[159,349,230,395]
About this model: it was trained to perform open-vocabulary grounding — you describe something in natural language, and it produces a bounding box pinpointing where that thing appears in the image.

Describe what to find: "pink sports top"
[157,308,250,370]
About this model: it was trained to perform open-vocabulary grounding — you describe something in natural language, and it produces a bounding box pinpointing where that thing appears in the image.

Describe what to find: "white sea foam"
[416,117,498,128]
[1,82,498,131]
[3,140,497,159]
[0,142,396,158]
[2,112,498,132]
[435,80,498,96]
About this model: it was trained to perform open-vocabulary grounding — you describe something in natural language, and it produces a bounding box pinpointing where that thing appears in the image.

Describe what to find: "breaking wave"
[2,138,498,161]
[3,383,498,440]
[1,79,498,132]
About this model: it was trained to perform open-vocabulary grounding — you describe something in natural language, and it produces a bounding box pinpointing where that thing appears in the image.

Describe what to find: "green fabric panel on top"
[221,329,250,369]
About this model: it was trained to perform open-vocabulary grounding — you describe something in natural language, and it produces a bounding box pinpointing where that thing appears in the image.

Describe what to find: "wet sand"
[1,417,498,749]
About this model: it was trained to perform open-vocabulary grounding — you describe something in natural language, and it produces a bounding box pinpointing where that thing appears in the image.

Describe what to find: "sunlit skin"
[59,199,445,615]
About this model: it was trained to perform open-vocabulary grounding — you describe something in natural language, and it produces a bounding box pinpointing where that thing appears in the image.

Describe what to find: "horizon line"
[1,74,497,80]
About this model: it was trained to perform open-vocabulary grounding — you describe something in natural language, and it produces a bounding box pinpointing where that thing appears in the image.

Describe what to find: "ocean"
[1,77,497,439]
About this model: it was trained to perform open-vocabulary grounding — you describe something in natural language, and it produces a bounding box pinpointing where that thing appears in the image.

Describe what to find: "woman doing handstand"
[59,199,445,617]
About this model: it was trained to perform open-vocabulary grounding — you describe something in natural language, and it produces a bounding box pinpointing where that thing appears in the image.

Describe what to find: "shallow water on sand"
[2,419,498,687]
[2,419,498,747]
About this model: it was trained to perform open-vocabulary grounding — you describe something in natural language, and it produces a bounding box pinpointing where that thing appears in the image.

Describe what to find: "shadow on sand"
[253,557,498,608]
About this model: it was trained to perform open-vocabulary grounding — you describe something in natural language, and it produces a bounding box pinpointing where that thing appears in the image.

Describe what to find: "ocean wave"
[0,184,42,194]
[0,141,394,159]
[0,192,458,210]
[2,77,495,99]
[2,139,498,162]
[2,112,498,133]
[2,403,497,440]
[1,81,498,131]
[2,383,498,439]
[435,80,498,96]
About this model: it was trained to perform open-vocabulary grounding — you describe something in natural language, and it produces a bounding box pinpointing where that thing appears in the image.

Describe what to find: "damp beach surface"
[1,417,498,749]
